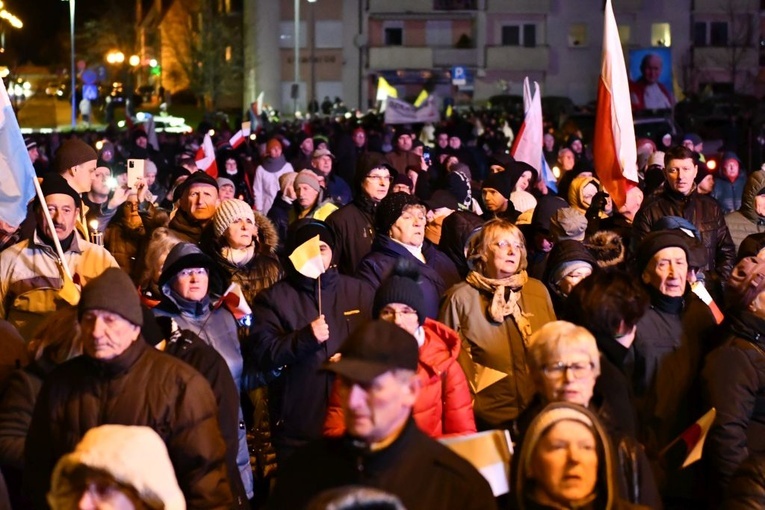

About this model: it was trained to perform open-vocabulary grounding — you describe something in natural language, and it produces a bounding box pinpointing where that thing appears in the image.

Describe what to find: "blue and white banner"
[0,78,36,227]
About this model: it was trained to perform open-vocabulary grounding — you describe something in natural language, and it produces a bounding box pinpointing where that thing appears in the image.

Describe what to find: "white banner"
[384,97,440,124]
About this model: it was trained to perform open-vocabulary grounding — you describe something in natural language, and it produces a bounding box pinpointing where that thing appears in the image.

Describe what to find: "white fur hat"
[213,198,256,238]
[48,425,185,510]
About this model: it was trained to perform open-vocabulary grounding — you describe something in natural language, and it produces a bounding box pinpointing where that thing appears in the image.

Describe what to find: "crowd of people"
[0,110,763,510]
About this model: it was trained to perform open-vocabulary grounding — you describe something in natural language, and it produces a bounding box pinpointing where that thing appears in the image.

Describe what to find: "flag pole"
[31,177,72,280]
[317,273,322,316]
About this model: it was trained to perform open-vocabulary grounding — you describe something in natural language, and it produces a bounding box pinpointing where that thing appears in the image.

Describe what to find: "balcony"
[486,46,549,72]
[369,46,433,70]
[433,48,478,67]
[612,0,643,11]
[368,0,434,14]
[486,0,551,14]
[693,46,758,70]
[693,0,758,13]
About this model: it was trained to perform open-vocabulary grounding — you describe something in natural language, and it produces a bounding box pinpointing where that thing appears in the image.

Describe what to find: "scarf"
[221,244,256,267]
[261,154,287,173]
[466,270,533,343]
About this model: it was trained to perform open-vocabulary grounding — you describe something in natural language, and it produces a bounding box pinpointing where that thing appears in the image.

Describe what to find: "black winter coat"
[633,185,736,292]
[247,267,373,460]
[24,338,232,509]
[702,312,765,492]
[724,453,765,509]
[356,236,460,320]
[270,418,497,510]
[325,195,377,275]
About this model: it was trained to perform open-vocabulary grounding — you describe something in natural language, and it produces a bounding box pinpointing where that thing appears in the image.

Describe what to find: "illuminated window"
[568,24,587,47]
[651,23,671,47]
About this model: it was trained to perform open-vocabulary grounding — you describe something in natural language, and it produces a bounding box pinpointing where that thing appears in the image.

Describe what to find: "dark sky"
[9,0,103,66]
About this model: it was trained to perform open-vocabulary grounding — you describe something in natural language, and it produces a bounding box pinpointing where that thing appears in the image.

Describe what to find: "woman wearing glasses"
[513,321,660,508]
[324,262,476,438]
[440,218,556,431]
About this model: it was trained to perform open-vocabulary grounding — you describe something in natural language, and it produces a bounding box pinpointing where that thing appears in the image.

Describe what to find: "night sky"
[9,0,103,66]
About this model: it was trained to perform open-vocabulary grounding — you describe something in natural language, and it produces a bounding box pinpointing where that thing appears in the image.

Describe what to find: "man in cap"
[311,148,352,206]
[481,171,519,222]
[291,169,338,222]
[385,128,421,175]
[724,168,765,249]
[326,153,393,274]
[271,320,496,510]
[53,138,98,239]
[167,171,221,243]
[629,230,717,499]
[25,268,233,509]
[0,175,118,340]
[633,145,735,300]
[712,151,747,214]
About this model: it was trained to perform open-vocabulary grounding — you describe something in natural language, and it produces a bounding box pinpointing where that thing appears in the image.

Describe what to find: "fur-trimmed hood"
[253,210,279,254]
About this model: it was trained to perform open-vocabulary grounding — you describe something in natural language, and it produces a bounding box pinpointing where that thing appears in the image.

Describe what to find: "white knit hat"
[510,190,537,213]
[213,198,256,238]
[48,425,186,510]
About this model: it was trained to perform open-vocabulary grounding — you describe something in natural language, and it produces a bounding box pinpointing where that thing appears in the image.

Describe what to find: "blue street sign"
[451,66,467,86]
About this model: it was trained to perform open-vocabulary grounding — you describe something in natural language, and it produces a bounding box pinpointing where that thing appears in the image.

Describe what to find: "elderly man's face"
[182,183,219,221]
[664,158,697,196]
[642,246,688,297]
[219,184,236,201]
[642,55,662,84]
[39,193,78,240]
[313,155,333,175]
[296,183,320,209]
[339,370,418,444]
[80,309,140,361]
[535,351,596,407]
[722,158,740,181]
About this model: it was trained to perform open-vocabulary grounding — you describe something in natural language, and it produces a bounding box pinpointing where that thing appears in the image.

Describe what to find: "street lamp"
[61,0,75,128]
[106,50,125,65]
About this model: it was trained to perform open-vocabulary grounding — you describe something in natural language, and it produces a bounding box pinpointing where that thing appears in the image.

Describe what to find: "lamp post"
[61,0,76,128]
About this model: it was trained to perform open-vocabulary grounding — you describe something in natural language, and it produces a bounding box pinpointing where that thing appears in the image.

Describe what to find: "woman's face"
[484,230,524,279]
[580,183,598,209]
[516,171,533,192]
[171,268,209,302]
[557,265,593,298]
[535,350,596,406]
[389,206,426,247]
[224,218,257,250]
[529,421,599,507]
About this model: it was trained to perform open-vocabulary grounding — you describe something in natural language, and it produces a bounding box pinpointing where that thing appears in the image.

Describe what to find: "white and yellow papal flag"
[440,429,514,496]
[288,235,325,279]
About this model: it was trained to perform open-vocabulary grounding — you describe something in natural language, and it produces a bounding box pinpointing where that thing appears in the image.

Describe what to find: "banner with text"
[384,97,440,124]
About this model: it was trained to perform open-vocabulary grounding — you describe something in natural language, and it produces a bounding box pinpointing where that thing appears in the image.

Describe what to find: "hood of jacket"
[739,170,765,222]
[418,318,460,378]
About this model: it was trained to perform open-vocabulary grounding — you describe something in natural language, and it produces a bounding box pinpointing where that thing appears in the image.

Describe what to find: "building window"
[694,21,729,47]
[501,24,535,47]
[385,27,403,46]
[651,23,671,47]
[618,25,631,45]
[316,21,343,49]
[278,21,307,48]
[426,20,453,47]
[568,24,587,47]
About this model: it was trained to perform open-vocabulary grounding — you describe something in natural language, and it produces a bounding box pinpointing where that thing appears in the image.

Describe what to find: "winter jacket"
[633,184,736,289]
[440,278,556,429]
[252,157,294,213]
[384,148,421,175]
[104,204,145,276]
[208,211,283,306]
[712,172,747,214]
[0,232,118,340]
[153,285,254,500]
[725,170,765,250]
[324,318,476,438]
[247,266,374,460]
[270,418,497,510]
[325,194,377,275]
[356,236,460,320]
[724,454,765,510]
[702,311,765,492]
[25,338,233,509]
[438,210,485,278]
[167,208,211,244]
[323,173,353,207]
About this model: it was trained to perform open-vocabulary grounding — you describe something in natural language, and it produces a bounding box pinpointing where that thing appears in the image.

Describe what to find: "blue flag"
[541,154,557,194]
[0,78,35,227]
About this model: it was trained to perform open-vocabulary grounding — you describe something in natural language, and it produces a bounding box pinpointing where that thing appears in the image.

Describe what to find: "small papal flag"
[289,235,325,279]
[440,429,513,496]
[660,407,716,469]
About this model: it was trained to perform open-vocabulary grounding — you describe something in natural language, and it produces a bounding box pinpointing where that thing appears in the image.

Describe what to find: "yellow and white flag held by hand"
[289,235,325,279]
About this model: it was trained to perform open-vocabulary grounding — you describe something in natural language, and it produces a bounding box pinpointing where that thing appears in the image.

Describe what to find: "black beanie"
[79,268,143,326]
[373,260,427,326]
[54,139,97,173]
[375,192,422,235]
[482,171,514,199]
[40,173,82,209]
[286,219,335,253]
[635,230,690,273]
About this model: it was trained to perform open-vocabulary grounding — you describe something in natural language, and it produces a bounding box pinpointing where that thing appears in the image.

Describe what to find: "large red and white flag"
[593,0,638,208]
[511,77,557,193]
[195,133,218,178]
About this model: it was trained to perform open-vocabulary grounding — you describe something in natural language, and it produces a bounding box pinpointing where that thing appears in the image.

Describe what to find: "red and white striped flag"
[511,77,557,193]
[195,133,218,178]
[216,282,252,320]
[229,121,251,149]
[593,0,638,209]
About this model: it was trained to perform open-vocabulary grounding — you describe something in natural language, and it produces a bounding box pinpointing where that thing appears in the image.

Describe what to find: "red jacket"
[324,318,476,438]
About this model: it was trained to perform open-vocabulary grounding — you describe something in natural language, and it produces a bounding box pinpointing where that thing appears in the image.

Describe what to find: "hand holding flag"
[660,408,716,470]
[289,234,326,313]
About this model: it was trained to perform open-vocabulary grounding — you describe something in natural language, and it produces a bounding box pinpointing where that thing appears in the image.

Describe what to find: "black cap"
[40,173,82,209]
[173,171,219,202]
[323,320,419,384]
[635,230,690,272]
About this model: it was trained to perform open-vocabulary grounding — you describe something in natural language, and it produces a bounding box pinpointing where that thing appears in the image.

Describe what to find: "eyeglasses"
[366,174,392,183]
[379,308,418,320]
[494,239,523,251]
[541,361,594,380]
[177,267,208,277]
